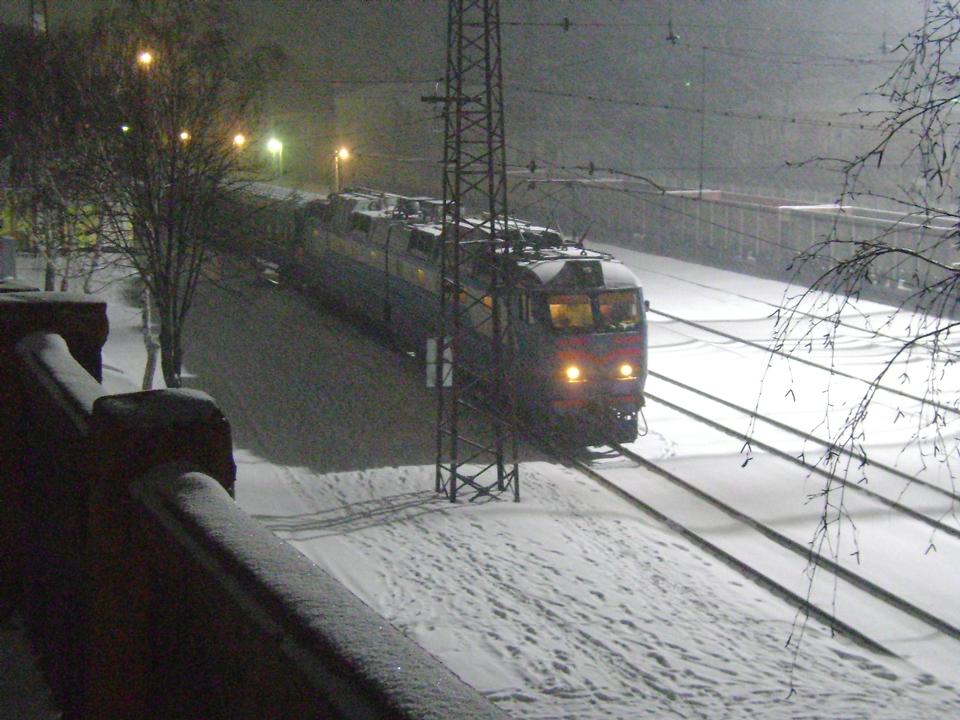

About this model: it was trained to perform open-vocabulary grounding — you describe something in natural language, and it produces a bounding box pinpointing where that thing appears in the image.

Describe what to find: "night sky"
[0,1,927,195]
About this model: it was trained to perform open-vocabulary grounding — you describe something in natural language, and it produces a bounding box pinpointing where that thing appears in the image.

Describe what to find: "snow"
[16,331,106,420]
[18,250,960,718]
[133,468,506,720]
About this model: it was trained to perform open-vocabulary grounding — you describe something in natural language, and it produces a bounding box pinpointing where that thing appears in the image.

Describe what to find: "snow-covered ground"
[19,250,960,718]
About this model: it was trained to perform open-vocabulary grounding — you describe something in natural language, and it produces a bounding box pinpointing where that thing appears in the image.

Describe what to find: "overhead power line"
[515,162,807,256]
[703,44,899,68]
[508,84,885,132]
[500,17,887,39]
[290,77,439,86]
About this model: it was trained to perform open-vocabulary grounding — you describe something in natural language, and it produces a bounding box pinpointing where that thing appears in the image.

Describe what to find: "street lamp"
[334,146,350,192]
[137,50,154,68]
[233,133,246,149]
[267,137,283,177]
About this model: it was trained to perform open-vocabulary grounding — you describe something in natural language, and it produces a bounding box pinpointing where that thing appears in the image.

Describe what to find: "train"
[232,182,649,443]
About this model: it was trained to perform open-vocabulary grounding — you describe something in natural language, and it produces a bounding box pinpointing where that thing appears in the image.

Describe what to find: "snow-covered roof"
[518,247,641,291]
[243,182,328,206]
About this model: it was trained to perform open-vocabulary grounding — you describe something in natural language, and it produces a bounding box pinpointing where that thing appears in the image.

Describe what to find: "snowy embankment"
[23,251,960,719]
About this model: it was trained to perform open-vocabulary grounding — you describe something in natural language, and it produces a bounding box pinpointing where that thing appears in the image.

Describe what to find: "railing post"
[84,389,235,719]
[0,291,108,381]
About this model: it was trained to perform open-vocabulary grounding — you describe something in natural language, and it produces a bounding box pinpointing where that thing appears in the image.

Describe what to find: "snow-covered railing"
[131,468,506,720]
[0,289,504,720]
[0,290,111,715]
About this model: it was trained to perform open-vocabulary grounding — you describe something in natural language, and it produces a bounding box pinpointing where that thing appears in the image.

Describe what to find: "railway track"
[646,305,960,535]
[541,435,960,678]
[650,307,960,418]
[647,370,960,541]
[637,265,960,361]
[542,305,960,676]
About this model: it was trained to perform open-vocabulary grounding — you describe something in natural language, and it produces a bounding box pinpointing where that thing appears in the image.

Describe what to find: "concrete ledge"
[0,292,107,381]
[15,332,107,435]
[0,279,39,293]
[91,390,236,495]
[131,469,506,720]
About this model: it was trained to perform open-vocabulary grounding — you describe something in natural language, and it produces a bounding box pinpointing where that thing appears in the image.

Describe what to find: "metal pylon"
[434,0,519,502]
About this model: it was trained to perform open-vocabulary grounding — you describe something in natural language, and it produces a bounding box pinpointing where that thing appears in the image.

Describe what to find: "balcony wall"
[0,287,504,720]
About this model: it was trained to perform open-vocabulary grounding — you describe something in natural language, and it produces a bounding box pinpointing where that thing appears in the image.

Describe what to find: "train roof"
[513,245,641,291]
[350,196,639,291]
[243,182,327,206]
[334,190,398,210]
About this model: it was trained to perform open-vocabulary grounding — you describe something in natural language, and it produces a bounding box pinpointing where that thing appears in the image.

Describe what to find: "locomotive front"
[513,247,648,444]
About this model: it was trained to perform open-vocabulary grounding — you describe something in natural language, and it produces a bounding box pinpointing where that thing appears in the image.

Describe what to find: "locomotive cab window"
[548,294,593,332]
[598,290,641,331]
[546,290,642,333]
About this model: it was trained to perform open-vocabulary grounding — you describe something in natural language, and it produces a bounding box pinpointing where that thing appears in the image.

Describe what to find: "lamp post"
[334,146,350,192]
[267,137,283,177]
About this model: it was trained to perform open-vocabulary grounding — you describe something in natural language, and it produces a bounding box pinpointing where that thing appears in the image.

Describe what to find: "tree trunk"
[43,226,56,290]
[44,258,56,291]
[142,340,160,390]
[141,286,160,390]
[59,247,71,291]
[83,248,100,294]
[158,314,182,389]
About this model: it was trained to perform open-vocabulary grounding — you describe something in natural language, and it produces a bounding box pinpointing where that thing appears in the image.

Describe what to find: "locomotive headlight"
[618,362,634,379]
[564,365,582,382]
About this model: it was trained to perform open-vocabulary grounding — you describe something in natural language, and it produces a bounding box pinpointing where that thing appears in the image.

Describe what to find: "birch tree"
[758,2,960,571]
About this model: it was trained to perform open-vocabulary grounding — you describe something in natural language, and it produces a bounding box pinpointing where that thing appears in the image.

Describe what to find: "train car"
[247,183,648,443]
[220,182,328,282]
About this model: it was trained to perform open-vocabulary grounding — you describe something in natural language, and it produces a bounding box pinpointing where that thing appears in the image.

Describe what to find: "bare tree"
[70,0,275,387]
[756,2,960,572]
[0,24,101,291]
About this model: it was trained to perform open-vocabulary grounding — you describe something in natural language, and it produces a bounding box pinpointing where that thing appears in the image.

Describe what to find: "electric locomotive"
[507,238,647,442]
[249,183,648,443]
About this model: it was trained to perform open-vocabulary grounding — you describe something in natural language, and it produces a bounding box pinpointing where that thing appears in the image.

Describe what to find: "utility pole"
[432,0,520,502]
[698,46,706,199]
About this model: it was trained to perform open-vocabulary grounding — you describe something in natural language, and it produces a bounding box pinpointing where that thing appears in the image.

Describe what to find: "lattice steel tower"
[434,0,519,502]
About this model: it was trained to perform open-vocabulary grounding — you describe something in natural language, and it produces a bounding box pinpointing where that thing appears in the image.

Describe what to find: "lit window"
[598,290,640,331]
[548,294,592,331]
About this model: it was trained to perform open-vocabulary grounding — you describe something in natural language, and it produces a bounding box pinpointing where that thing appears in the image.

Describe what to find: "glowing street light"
[232,133,246,148]
[137,50,154,68]
[334,146,350,192]
[179,130,191,143]
[266,137,283,176]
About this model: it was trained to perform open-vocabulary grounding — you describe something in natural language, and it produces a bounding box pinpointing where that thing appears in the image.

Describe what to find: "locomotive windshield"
[548,294,594,331]
[546,289,642,333]
[597,290,641,332]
